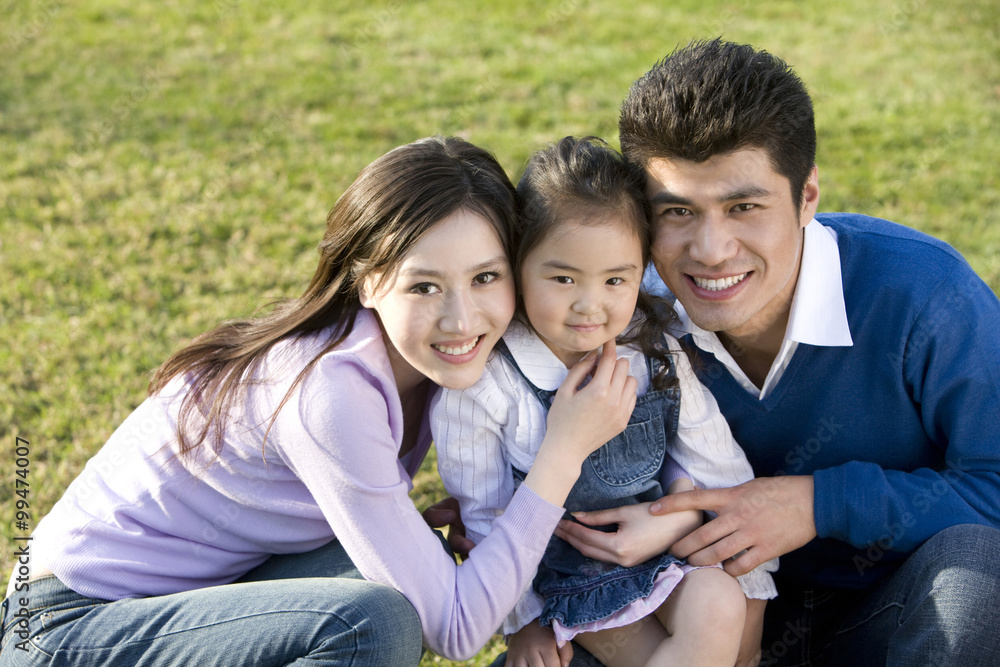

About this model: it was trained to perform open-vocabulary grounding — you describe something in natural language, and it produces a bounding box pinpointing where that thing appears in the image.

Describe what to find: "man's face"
[645,148,819,344]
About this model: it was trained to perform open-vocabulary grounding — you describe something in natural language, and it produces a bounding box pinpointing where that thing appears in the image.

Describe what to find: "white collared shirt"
[431,321,777,633]
[676,219,854,400]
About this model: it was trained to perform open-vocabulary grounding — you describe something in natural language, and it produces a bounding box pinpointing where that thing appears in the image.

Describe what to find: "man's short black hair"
[619,38,816,209]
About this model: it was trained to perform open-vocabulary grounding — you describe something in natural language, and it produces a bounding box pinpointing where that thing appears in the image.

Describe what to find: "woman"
[0,136,637,665]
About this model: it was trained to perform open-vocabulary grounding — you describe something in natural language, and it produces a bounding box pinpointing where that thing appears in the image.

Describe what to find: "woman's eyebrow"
[400,256,508,278]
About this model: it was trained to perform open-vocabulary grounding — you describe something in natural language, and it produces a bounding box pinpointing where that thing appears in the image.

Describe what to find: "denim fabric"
[0,540,423,666]
[760,524,1000,666]
[496,341,684,630]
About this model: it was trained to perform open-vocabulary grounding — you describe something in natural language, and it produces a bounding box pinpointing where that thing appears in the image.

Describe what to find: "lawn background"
[2,0,998,663]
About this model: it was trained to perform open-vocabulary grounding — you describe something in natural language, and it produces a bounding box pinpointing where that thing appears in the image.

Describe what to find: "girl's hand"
[506,620,573,667]
[524,340,637,506]
[545,339,638,464]
[553,501,702,568]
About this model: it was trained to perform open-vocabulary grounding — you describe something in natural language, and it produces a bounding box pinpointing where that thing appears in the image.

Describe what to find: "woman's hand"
[506,620,573,667]
[524,340,637,507]
[553,501,702,568]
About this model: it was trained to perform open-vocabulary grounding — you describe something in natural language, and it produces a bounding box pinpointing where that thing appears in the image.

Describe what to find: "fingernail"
[571,511,586,517]
[650,502,661,512]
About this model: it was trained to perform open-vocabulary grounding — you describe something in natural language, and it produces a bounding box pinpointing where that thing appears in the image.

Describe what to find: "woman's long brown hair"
[149,136,518,457]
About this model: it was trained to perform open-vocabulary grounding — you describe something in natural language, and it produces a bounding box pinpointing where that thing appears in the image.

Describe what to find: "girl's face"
[360,208,515,392]
[520,218,644,367]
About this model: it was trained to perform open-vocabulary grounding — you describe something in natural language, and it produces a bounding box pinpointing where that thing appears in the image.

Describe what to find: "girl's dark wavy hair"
[149,136,519,457]
[515,135,679,390]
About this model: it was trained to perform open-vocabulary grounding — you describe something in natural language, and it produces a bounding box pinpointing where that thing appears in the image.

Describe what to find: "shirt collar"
[676,218,853,348]
[501,320,570,391]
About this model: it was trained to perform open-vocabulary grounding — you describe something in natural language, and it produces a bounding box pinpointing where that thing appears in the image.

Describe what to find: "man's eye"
[733,203,756,212]
[663,207,691,217]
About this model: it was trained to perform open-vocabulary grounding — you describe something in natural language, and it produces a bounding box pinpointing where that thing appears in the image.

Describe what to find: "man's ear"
[799,165,820,227]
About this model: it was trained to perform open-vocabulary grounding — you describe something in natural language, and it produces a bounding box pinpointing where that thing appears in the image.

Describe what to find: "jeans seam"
[30,607,359,655]
[830,600,905,638]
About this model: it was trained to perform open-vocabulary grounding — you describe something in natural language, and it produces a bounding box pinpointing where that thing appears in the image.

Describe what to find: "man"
[558,39,1000,665]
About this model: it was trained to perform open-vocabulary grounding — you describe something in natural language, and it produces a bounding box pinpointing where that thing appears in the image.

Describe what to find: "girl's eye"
[410,283,441,295]
[606,277,624,286]
[554,276,574,284]
[473,271,500,285]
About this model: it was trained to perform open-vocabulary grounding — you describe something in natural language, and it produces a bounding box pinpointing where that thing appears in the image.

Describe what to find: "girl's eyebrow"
[541,260,640,273]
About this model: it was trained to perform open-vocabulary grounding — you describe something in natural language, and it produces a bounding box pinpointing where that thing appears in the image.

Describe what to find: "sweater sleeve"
[432,379,517,545]
[275,356,565,661]
[666,336,778,599]
[432,370,547,635]
[813,263,1000,552]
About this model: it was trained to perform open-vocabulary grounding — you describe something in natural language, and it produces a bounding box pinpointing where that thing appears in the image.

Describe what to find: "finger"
[559,347,600,394]
[449,533,475,558]
[722,545,765,577]
[683,530,750,567]
[649,487,724,515]
[669,514,738,559]
[572,506,627,526]
[422,508,457,528]
[588,339,620,383]
[558,640,574,667]
[554,524,616,562]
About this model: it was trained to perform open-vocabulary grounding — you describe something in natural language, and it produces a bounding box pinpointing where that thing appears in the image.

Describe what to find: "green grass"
[2,0,998,663]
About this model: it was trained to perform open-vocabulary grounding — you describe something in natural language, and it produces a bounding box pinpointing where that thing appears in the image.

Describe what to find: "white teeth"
[693,273,748,291]
[433,336,481,356]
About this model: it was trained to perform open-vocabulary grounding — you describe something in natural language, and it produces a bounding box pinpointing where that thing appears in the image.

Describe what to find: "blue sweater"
[688,213,1000,589]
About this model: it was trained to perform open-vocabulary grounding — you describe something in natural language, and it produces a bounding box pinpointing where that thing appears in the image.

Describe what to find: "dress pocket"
[586,416,665,486]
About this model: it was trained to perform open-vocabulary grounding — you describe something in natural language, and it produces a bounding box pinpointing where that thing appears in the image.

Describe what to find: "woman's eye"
[607,277,624,286]
[473,271,500,285]
[410,283,441,295]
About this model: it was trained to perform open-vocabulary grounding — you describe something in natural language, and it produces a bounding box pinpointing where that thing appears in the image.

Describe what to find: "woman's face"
[360,208,515,391]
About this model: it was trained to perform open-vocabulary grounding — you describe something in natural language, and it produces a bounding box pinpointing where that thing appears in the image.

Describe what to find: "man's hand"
[421,497,475,560]
[650,476,817,575]
[506,620,573,667]
[553,501,702,568]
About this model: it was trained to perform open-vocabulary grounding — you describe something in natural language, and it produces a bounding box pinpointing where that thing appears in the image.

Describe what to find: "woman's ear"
[358,278,374,308]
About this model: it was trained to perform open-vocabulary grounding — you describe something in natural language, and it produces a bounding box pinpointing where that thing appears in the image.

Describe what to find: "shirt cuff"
[736,558,779,599]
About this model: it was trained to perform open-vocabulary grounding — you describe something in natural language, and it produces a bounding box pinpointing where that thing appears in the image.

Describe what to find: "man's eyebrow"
[649,190,694,207]
[722,185,773,201]
[648,185,775,207]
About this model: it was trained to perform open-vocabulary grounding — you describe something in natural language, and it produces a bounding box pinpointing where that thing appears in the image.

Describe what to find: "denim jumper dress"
[496,340,686,631]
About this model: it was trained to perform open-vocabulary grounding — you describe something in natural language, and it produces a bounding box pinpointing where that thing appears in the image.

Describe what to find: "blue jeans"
[761,524,1000,666]
[0,540,423,666]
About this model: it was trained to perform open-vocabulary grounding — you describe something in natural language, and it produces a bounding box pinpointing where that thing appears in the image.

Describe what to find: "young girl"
[0,137,639,666]
[432,136,777,666]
